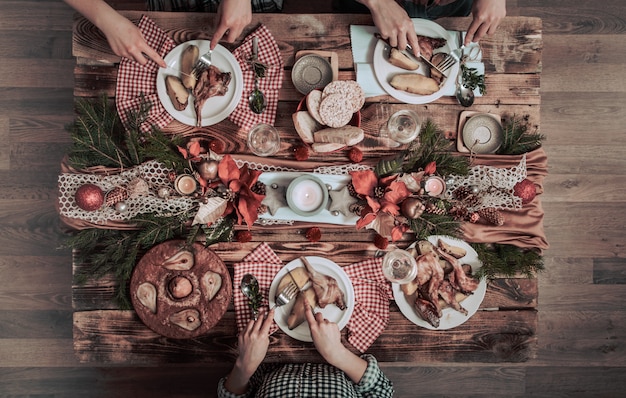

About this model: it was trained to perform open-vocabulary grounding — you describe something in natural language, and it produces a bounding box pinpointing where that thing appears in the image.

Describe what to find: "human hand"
[303,301,368,383]
[303,301,347,366]
[211,0,253,49]
[362,0,420,56]
[465,0,506,45]
[100,11,166,67]
[224,308,274,394]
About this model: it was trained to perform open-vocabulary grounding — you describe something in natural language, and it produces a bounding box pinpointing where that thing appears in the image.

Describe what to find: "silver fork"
[193,50,212,77]
[435,53,456,72]
[271,282,298,310]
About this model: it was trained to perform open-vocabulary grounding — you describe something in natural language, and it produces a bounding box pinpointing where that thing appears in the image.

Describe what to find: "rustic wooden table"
[70,11,542,364]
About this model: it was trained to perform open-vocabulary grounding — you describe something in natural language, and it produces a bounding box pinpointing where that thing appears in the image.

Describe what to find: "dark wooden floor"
[1,0,625,396]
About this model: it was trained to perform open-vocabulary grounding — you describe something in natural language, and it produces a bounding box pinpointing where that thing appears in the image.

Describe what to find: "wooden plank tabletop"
[70,12,542,364]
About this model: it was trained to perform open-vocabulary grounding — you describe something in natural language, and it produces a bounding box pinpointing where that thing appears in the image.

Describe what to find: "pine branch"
[140,126,187,173]
[68,94,133,169]
[403,120,470,176]
[471,243,545,279]
[497,115,545,155]
[408,212,462,240]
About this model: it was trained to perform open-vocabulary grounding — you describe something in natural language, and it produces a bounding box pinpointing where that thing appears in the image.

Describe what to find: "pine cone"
[453,186,480,207]
[257,204,268,215]
[477,207,505,226]
[452,186,473,200]
[251,181,266,195]
[347,182,359,198]
[425,200,446,215]
[220,188,237,202]
[449,205,469,220]
[349,202,366,216]
[105,186,129,206]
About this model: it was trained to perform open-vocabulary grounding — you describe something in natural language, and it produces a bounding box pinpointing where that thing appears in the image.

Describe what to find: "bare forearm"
[223,357,258,395]
[326,347,368,384]
[63,0,118,30]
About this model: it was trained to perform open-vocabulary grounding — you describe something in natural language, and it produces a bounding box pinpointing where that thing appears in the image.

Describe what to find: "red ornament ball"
[513,178,537,204]
[74,183,104,211]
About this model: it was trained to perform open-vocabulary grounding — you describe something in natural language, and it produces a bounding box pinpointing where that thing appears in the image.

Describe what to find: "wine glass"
[381,249,418,284]
[247,123,281,156]
[387,109,421,144]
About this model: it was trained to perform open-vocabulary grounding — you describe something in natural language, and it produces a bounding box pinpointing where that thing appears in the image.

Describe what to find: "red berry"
[236,230,252,243]
[348,147,363,163]
[305,227,322,242]
[209,140,225,154]
[293,145,310,161]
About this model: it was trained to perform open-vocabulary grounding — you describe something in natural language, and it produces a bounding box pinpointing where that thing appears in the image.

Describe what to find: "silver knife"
[373,33,446,76]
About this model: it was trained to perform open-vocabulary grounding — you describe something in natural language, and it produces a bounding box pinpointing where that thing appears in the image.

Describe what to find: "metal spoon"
[248,37,267,114]
[455,67,475,107]
[240,273,261,320]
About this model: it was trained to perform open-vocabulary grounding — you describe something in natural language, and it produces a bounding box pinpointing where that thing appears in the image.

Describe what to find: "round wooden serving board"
[130,240,232,339]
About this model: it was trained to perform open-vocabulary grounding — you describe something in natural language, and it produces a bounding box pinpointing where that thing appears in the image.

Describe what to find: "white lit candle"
[291,179,324,212]
[425,176,445,197]
[175,175,197,195]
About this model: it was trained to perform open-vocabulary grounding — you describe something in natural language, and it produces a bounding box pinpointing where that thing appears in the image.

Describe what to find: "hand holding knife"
[374,33,446,77]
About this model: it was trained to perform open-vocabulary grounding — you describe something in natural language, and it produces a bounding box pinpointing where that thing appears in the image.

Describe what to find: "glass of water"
[247,123,281,156]
[381,249,418,284]
[386,109,421,144]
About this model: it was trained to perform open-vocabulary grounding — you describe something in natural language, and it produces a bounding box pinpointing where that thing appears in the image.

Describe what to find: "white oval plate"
[372,19,459,104]
[156,40,243,126]
[269,256,355,342]
[392,235,487,330]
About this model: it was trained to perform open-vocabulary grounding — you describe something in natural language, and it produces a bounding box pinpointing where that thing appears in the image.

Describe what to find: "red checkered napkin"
[233,243,393,353]
[233,243,283,334]
[116,15,175,132]
[343,258,393,353]
[228,24,284,131]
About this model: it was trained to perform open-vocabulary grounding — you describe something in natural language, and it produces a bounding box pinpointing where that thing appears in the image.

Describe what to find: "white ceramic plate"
[269,256,355,342]
[392,235,487,330]
[372,19,459,104]
[156,40,243,126]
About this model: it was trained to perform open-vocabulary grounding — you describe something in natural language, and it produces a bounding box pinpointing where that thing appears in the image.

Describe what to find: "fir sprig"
[374,120,470,177]
[68,94,134,169]
[471,243,545,279]
[497,115,545,155]
[408,212,462,241]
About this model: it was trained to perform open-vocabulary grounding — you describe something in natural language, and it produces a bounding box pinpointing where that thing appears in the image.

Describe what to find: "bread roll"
[313,126,364,147]
[292,111,320,144]
[311,142,345,153]
[305,89,325,125]
[389,74,439,95]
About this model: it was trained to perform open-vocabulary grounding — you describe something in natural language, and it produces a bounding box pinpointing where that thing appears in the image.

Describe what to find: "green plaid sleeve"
[354,354,395,397]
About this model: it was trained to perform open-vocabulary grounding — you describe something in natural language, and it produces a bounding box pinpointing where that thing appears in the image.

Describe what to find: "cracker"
[322,80,365,113]
[318,93,353,128]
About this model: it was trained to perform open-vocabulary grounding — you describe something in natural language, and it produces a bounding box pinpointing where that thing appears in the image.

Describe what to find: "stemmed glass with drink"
[382,249,418,284]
